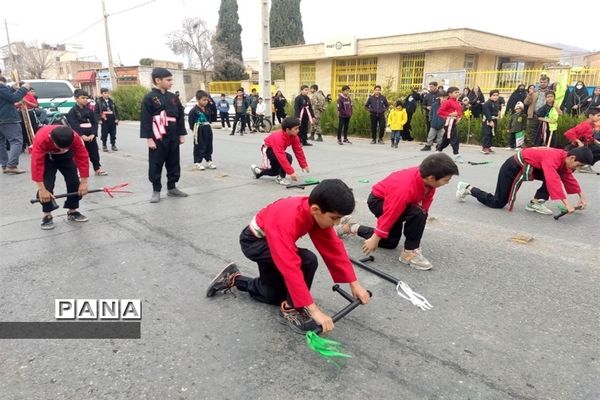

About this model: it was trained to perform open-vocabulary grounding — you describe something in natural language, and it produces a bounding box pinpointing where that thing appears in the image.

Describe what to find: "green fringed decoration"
[557,204,567,212]
[304,178,320,184]
[305,331,352,366]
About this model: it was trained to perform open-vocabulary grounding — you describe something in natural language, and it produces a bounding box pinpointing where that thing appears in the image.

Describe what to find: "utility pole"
[4,18,17,74]
[258,0,271,116]
[101,0,118,90]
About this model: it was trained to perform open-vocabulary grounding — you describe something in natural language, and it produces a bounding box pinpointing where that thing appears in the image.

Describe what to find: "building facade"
[270,28,561,99]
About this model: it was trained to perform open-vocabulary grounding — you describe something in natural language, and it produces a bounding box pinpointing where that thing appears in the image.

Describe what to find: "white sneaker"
[275,176,290,185]
[456,181,471,202]
[525,200,553,215]
[195,163,205,171]
[454,154,465,164]
[399,248,432,270]
[250,164,262,179]
[207,162,217,169]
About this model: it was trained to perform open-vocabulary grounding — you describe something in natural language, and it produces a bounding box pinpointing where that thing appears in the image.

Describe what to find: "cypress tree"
[269,0,305,48]
[213,0,248,80]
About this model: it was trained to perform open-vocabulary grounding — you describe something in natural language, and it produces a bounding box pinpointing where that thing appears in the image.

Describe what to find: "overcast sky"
[2,0,598,67]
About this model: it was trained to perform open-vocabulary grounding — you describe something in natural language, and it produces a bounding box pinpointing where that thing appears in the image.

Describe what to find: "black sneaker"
[278,301,317,334]
[41,215,55,230]
[370,139,376,144]
[420,145,431,151]
[67,211,88,223]
[167,188,188,197]
[111,145,118,151]
[378,139,384,144]
[102,145,109,152]
[343,139,352,144]
[206,263,241,297]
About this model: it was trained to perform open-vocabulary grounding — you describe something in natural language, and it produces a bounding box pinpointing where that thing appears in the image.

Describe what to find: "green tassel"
[557,204,567,212]
[305,331,352,366]
[304,178,320,184]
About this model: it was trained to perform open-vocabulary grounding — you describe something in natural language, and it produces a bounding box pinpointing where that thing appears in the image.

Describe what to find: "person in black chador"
[140,68,188,203]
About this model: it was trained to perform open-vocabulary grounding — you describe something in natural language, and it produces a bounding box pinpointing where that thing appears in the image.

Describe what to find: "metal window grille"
[300,62,316,87]
[398,53,425,91]
[332,57,378,100]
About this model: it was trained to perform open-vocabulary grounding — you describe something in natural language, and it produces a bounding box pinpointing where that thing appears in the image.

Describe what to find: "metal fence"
[466,68,600,92]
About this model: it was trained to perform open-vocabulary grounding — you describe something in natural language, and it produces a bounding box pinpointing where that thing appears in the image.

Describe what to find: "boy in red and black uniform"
[67,89,107,177]
[456,147,592,215]
[140,68,187,203]
[336,154,459,271]
[250,117,309,185]
[206,179,371,334]
[436,86,465,163]
[95,88,119,152]
[30,125,90,230]
[564,109,600,170]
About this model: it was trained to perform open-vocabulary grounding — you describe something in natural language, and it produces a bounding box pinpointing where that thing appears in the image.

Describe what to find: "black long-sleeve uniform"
[293,94,313,145]
[481,99,499,149]
[95,97,119,146]
[66,104,101,171]
[140,88,186,192]
[188,105,213,164]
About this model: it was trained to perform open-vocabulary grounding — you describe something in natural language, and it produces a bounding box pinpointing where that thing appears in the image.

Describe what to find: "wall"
[376,54,401,90]
[315,60,332,96]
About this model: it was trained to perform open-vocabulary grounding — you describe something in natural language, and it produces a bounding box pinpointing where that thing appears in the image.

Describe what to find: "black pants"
[401,112,414,141]
[356,193,427,250]
[193,125,213,163]
[259,147,292,178]
[237,227,318,307]
[436,122,459,155]
[470,157,549,208]
[482,121,495,149]
[84,136,101,171]
[219,112,230,128]
[337,117,350,141]
[38,151,81,213]
[370,114,386,140]
[148,134,181,192]
[424,109,431,134]
[100,119,117,145]
[275,110,286,124]
[231,113,247,134]
[299,116,310,144]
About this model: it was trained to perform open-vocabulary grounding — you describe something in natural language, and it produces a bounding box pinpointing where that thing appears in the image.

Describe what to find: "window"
[332,57,378,100]
[398,53,425,91]
[299,62,316,87]
[464,54,477,70]
[183,75,191,84]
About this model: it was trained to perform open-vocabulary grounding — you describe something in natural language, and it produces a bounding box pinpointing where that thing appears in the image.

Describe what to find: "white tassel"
[395,281,433,311]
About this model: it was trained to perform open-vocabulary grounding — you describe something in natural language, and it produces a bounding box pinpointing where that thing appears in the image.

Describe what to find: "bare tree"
[10,42,58,79]
[167,18,214,89]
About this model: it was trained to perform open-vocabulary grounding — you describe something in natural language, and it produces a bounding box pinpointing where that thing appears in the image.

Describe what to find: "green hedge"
[111,85,148,121]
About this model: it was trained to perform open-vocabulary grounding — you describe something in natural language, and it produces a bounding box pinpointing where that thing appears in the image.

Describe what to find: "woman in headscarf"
[469,86,485,118]
[564,81,590,117]
[506,84,528,114]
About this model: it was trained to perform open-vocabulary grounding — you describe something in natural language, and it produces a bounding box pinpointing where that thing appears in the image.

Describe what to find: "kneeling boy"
[250,117,309,185]
[206,179,370,334]
[336,153,459,270]
[31,125,90,230]
[456,147,592,215]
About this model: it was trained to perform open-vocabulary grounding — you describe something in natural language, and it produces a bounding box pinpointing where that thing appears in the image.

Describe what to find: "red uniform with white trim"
[437,97,463,119]
[371,167,435,239]
[254,196,356,308]
[262,130,308,175]
[519,147,580,200]
[564,121,595,145]
[30,125,89,182]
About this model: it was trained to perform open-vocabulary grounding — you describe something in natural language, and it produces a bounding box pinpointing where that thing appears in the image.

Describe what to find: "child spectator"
[336,85,353,145]
[217,94,230,129]
[421,90,447,151]
[481,89,500,154]
[436,87,464,163]
[188,90,216,171]
[387,100,407,148]
[508,101,527,149]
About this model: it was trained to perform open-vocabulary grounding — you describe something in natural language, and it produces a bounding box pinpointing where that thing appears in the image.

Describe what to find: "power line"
[109,0,156,17]
[60,19,103,43]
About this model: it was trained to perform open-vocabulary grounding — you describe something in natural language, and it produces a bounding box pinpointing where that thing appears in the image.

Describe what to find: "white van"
[25,80,76,114]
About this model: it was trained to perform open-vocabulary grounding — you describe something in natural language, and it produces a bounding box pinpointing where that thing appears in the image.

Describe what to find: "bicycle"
[250,115,272,133]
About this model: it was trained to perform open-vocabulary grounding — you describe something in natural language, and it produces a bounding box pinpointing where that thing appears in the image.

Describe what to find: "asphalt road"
[1,122,598,400]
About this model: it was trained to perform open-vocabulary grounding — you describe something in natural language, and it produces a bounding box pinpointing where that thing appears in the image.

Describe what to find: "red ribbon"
[101,182,132,198]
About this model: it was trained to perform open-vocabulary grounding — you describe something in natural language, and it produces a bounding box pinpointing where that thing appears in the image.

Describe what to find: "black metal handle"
[313,285,372,334]
[359,256,375,263]
[285,181,319,189]
[554,205,583,220]
[350,257,400,285]
[30,188,102,204]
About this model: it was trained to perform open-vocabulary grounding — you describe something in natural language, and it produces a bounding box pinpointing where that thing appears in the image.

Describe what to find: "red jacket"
[263,130,308,175]
[254,196,357,308]
[520,147,581,200]
[438,97,463,120]
[564,120,595,144]
[31,125,89,182]
[371,167,435,239]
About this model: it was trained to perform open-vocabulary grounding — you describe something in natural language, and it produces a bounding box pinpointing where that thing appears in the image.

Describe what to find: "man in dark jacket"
[0,77,30,174]
[364,85,389,144]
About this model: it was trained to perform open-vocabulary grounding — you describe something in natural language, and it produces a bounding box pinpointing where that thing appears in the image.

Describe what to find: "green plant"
[111,85,148,121]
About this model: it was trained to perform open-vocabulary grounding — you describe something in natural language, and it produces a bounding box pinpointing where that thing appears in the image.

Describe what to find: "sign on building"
[324,36,357,57]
